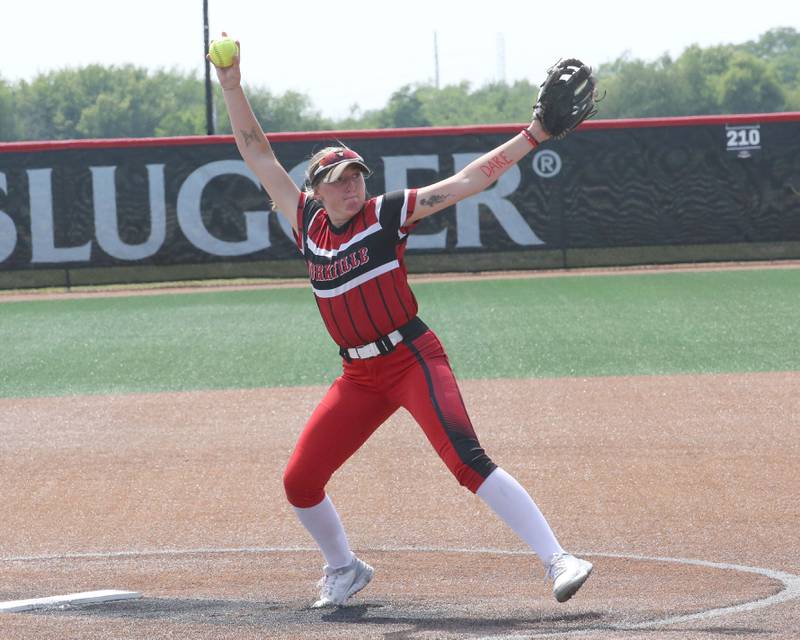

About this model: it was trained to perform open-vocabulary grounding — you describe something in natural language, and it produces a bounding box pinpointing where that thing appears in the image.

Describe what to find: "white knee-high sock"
[293,495,353,569]
[476,467,564,563]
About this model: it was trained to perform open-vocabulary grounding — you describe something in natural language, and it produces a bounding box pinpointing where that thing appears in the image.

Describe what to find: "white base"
[0,589,141,613]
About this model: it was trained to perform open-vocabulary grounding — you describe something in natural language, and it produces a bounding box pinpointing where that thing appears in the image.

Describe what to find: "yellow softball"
[209,36,238,68]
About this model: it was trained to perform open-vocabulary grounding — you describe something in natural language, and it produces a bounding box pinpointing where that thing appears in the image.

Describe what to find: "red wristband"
[521,128,539,148]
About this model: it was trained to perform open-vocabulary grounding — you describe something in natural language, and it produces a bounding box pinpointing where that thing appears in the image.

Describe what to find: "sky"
[9,0,797,120]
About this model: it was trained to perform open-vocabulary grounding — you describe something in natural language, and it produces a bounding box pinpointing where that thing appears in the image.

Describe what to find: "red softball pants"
[283,329,497,508]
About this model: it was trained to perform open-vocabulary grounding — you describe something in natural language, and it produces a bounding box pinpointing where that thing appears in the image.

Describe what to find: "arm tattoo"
[240,126,261,147]
[420,193,453,207]
[480,151,513,178]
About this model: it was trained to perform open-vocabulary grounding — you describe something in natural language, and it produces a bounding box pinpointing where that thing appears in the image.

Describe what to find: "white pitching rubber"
[0,589,141,613]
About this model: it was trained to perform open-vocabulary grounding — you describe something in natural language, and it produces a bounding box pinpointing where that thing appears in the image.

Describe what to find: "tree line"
[1,27,797,142]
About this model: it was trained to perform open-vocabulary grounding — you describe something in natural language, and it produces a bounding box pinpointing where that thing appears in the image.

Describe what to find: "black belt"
[339,317,428,360]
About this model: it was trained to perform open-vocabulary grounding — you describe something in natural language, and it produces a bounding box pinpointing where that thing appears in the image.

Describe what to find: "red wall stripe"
[1,112,799,154]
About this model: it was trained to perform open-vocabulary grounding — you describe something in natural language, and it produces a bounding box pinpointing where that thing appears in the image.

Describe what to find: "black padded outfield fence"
[1,113,799,289]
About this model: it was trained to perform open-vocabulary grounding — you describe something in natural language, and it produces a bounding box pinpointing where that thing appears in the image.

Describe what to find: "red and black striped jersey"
[293,189,419,348]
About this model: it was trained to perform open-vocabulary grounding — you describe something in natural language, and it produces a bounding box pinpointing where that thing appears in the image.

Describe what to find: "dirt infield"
[1,372,799,639]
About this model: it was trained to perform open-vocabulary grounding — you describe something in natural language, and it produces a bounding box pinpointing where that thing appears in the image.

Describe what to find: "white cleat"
[547,552,593,603]
[311,555,374,608]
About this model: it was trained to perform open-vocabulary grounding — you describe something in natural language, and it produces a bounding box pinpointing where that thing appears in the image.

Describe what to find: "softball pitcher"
[210,35,598,608]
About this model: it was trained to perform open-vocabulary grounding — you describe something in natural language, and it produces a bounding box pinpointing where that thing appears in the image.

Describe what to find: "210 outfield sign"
[0,153,556,267]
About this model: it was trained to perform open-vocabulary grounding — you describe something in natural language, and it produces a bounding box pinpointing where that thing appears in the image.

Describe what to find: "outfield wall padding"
[1,114,799,287]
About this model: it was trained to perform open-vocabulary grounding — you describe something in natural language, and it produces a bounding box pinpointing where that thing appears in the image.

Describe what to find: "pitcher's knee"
[453,459,497,493]
[282,466,325,508]
[442,440,497,493]
[434,430,497,492]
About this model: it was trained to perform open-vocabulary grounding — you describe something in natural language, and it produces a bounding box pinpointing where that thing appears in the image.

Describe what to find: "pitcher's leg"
[398,332,588,600]
[293,495,354,569]
[398,333,496,491]
[284,375,397,569]
[476,467,563,561]
[284,375,397,508]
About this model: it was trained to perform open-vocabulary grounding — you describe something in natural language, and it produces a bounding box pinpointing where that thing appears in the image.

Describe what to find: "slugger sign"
[0,146,545,269]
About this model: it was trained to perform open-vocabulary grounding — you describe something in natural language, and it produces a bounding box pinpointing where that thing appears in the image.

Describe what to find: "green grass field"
[1,268,798,399]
